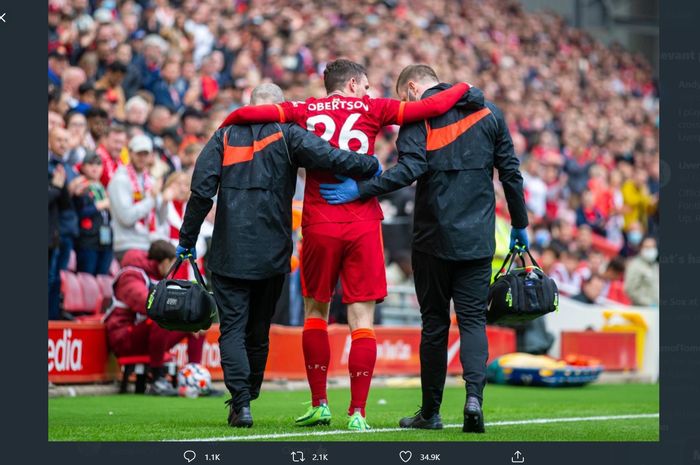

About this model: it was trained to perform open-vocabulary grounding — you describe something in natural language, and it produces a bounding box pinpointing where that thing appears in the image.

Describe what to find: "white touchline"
[170,413,659,442]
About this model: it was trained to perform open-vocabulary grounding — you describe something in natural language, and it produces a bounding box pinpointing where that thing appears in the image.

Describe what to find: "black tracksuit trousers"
[211,273,285,410]
[412,250,492,416]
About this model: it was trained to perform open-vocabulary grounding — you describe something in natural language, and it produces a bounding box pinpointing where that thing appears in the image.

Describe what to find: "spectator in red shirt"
[576,191,606,236]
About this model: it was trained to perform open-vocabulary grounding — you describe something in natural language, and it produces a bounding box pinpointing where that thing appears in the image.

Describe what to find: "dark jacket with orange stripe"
[179,122,379,279]
[357,83,528,261]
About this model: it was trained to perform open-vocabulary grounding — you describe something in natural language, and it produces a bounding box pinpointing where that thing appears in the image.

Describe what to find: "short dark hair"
[81,152,102,166]
[543,245,561,260]
[395,64,439,95]
[148,240,176,262]
[107,123,127,135]
[607,256,627,274]
[86,107,108,120]
[107,61,128,74]
[323,59,367,94]
[78,82,94,95]
[63,109,83,126]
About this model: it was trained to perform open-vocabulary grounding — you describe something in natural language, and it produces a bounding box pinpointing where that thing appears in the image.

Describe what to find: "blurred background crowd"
[48,0,659,323]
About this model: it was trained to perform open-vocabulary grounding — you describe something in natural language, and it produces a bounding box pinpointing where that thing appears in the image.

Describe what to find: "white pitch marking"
[170,413,659,442]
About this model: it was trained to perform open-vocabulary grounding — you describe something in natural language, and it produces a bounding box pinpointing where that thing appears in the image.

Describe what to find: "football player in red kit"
[219,59,471,430]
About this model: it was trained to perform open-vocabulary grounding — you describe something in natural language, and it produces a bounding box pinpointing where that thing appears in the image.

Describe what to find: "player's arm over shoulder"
[217,101,305,128]
[374,82,470,126]
[284,124,378,178]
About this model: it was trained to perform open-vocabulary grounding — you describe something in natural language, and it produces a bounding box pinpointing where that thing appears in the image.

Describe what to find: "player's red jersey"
[281,94,408,225]
[218,83,471,226]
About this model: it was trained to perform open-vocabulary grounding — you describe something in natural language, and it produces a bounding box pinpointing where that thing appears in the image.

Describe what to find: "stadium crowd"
[48,0,659,321]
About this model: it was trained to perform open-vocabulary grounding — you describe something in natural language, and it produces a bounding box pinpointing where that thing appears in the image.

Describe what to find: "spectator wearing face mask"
[620,220,644,257]
[624,236,659,306]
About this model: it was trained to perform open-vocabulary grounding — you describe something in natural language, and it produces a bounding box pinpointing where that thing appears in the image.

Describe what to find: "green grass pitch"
[49,383,659,442]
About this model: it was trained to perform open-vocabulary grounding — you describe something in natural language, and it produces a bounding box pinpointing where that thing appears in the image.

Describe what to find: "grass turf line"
[49,384,659,442]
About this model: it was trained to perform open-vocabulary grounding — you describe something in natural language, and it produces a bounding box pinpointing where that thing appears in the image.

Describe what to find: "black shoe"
[146,377,178,396]
[399,409,443,430]
[463,396,485,433]
[226,400,253,428]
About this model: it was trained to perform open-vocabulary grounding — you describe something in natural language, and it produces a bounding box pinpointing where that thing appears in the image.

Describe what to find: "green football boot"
[347,411,371,431]
[295,402,332,427]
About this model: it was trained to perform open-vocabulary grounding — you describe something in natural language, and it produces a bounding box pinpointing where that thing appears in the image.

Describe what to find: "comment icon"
[183,450,196,463]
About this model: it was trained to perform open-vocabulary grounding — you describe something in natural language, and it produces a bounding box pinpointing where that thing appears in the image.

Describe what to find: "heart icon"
[399,451,413,463]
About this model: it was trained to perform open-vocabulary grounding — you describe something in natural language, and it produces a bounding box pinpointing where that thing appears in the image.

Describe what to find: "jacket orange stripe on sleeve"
[425,107,492,151]
[222,131,283,166]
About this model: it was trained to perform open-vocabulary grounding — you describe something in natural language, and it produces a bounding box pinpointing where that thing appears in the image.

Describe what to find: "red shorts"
[300,220,387,304]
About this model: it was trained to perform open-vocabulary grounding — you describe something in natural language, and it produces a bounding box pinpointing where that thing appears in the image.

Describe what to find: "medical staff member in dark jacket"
[320,65,529,433]
[177,83,380,428]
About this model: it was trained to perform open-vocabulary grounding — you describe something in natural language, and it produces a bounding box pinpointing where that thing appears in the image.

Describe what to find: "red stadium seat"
[96,274,114,310]
[589,233,621,259]
[77,272,103,314]
[60,270,85,313]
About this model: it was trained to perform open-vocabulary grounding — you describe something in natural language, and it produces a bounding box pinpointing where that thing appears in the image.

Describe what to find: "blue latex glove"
[509,228,529,250]
[374,157,383,177]
[176,244,196,259]
[319,177,360,205]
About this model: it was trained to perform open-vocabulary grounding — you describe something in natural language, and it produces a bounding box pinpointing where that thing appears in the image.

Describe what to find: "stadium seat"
[588,231,620,258]
[60,270,85,313]
[77,272,103,314]
[95,274,114,310]
[117,353,175,394]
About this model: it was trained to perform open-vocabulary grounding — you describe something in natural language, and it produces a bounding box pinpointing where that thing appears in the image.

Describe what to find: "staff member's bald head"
[250,83,285,105]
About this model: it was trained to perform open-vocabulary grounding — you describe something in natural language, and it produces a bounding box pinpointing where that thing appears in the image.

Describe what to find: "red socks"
[303,321,377,416]
[348,328,377,416]
[302,318,330,406]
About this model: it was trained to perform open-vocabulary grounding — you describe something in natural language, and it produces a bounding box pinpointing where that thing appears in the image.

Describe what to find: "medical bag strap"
[166,254,208,288]
[513,246,544,271]
[493,248,518,280]
[187,256,208,289]
[165,256,185,278]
